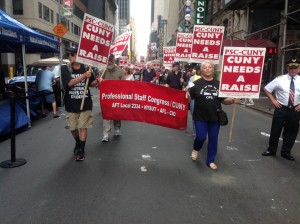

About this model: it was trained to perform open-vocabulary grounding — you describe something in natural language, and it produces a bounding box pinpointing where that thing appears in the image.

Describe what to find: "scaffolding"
[225,0,300,76]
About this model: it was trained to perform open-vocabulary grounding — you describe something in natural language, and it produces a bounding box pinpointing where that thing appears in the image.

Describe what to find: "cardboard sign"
[109,31,132,58]
[175,33,193,62]
[219,47,266,99]
[76,13,114,67]
[190,25,224,64]
[99,80,188,130]
[163,46,176,68]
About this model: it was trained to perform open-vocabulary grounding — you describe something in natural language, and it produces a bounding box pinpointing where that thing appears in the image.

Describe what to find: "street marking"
[243,159,261,162]
[140,166,147,172]
[261,132,300,143]
[141,154,155,161]
[226,146,239,151]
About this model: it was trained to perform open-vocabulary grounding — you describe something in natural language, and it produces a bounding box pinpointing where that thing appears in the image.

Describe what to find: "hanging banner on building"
[219,47,266,99]
[194,0,206,25]
[175,33,193,62]
[119,56,128,67]
[163,46,176,68]
[99,80,188,130]
[76,13,114,67]
[159,19,167,58]
[62,0,74,17]
[190,25,224,64]
[109,31,132,59]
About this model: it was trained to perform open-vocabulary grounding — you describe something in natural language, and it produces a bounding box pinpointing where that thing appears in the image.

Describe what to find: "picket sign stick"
[80,66,92,111]
[228,103,237,143]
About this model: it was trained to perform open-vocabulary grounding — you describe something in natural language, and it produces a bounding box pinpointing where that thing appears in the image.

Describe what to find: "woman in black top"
[188,60,239,170]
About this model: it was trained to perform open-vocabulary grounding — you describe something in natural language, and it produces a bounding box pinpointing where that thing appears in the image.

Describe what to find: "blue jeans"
[193,120,220,165]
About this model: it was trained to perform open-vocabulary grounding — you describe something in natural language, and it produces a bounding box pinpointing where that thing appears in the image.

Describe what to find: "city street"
[0,89,300,224]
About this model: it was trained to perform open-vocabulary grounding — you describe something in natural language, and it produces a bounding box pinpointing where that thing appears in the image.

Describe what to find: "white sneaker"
[114,130,121,136]
[102,135,109,142]
[246,103,254,106]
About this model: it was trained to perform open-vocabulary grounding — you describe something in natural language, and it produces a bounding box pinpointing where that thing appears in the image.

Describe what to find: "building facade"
[118,0,130,36]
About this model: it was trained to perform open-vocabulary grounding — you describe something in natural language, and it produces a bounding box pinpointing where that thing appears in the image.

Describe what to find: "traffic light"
[267,47,277,55]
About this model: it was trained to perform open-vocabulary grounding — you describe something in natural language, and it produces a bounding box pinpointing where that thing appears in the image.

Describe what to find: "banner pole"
[229,103,237,143]
[80,66,91,111]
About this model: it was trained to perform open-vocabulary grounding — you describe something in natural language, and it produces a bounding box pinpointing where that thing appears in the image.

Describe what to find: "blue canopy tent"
[0,9,59,125]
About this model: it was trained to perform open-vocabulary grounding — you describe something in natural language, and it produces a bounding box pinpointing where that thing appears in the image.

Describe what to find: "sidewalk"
[241,95,274,115]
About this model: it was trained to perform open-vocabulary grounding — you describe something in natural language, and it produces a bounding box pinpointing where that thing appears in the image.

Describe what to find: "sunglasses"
[67,52,76,57]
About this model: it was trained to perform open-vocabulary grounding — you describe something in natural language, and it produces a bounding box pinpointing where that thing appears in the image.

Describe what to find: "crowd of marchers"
[38,48,300,170]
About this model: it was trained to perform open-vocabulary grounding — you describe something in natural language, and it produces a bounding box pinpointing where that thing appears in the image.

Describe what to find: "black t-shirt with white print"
[189,78,224,122]
[61,64,95,113]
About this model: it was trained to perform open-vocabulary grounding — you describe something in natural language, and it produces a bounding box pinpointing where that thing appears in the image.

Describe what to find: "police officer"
[262,58,300,161]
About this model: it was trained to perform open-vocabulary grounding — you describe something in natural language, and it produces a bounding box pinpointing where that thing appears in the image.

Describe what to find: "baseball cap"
[172,62,180,67]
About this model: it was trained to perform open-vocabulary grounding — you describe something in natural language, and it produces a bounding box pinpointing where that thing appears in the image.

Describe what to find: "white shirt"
[265,74,300,106]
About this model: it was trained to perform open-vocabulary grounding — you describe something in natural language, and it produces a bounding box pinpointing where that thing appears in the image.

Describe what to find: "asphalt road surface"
[0,91,299,224]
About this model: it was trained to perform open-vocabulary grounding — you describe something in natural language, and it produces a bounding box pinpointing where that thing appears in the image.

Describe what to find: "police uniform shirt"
[265,74,300,106]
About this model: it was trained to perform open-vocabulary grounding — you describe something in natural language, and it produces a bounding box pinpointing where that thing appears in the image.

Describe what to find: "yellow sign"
[53,23,68,38]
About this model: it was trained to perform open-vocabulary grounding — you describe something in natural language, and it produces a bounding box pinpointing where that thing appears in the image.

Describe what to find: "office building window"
[13,0,23,15]
[38,2,42,19]
[43,5,50,22]
[51,10,54,23]
[74,24,80,36]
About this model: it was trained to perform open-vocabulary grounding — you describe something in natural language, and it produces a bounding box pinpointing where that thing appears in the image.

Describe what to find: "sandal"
[53,114,60,118]
[191,150,198,160]
[209,163,217,170]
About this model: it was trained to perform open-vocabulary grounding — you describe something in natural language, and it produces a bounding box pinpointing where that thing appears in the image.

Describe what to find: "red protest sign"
[119,56,128,67]
[134,63,142,70]
[175,32,193,62]
[219,47,266,99]
[109,31,132,58]
[99,80,188,130]
[152,60,161,69]
[76,13,114,67]
[163,46,176,68]
[191,25,224,64]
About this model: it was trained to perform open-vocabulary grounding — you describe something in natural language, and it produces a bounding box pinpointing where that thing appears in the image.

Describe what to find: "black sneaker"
[76,150,85,161]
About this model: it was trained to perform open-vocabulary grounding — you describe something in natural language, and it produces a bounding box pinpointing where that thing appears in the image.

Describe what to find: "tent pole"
[58,0,65,115]
[22,44,31,127]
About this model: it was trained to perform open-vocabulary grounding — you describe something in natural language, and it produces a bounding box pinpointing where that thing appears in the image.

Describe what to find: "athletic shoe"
[102,135,109,142]
[114,129,121,136]
[76,150,85,161]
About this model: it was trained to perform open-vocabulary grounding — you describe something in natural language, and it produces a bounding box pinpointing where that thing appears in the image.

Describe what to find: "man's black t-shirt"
[189,78,224,122]
[166,71,183,90]
[61,64,95,112]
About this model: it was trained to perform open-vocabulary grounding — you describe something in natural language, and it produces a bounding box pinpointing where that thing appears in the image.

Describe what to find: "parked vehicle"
[7,65,63,106]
